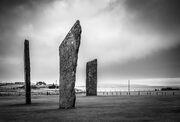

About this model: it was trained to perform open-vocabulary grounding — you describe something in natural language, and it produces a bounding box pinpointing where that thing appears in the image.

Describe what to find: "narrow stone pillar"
[59,20,81,109]
[24,39,31,104]
[86,59,97,96]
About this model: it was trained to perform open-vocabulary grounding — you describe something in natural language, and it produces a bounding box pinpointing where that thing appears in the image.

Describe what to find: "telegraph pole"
[128,80,130,95]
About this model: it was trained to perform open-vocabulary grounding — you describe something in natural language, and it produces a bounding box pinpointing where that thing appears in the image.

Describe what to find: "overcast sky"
[0,0,180,86]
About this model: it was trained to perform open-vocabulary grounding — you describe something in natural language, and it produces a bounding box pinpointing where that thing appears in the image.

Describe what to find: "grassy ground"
[0,95,180,122]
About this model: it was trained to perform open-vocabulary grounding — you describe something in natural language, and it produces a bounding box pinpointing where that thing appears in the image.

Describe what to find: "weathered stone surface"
[24,39,31,104]
[86,59,97,96]
[59,20,81,109]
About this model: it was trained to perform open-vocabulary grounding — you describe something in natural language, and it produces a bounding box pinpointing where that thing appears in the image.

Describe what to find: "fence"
[0,90,180,96]
[97,91,180,96]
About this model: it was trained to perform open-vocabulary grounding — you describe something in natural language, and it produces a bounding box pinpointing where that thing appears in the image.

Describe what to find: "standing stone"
[59,20,81,109]
[24,39,31,104]
[86,59,97,96]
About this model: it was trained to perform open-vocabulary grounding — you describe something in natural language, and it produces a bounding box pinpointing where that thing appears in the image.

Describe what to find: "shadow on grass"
[3,102,57,107]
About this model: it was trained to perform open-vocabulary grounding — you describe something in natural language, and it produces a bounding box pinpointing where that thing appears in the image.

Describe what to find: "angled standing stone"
[86,59,97,96]
[24,39,31,104]
[59,20,81,109]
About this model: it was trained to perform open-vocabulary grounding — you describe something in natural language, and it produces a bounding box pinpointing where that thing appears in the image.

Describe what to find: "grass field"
[0,95,180,122]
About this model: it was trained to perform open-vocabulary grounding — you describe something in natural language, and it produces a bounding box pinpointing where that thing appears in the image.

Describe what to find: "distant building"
[48,83,58,89]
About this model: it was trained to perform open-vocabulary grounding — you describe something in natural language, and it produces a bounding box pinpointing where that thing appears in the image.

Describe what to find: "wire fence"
[97,91,180,96]
[0,90,180,96]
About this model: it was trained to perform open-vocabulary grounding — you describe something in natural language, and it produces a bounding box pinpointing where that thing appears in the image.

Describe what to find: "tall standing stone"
[24,39,31,104]
[86,59,97,96]
[59,20,81,109]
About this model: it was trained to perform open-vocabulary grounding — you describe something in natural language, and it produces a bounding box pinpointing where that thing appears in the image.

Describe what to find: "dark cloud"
[101,44,180,79]
[124,0,180,32]
[0,0,54,82]
[0,0,54,56]
[0,0,52,10]
[96,0,180,81]
[0,0,53,31]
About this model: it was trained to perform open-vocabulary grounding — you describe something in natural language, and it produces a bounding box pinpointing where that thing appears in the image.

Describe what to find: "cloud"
[124,0,180,31]
[0,0,180,84]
